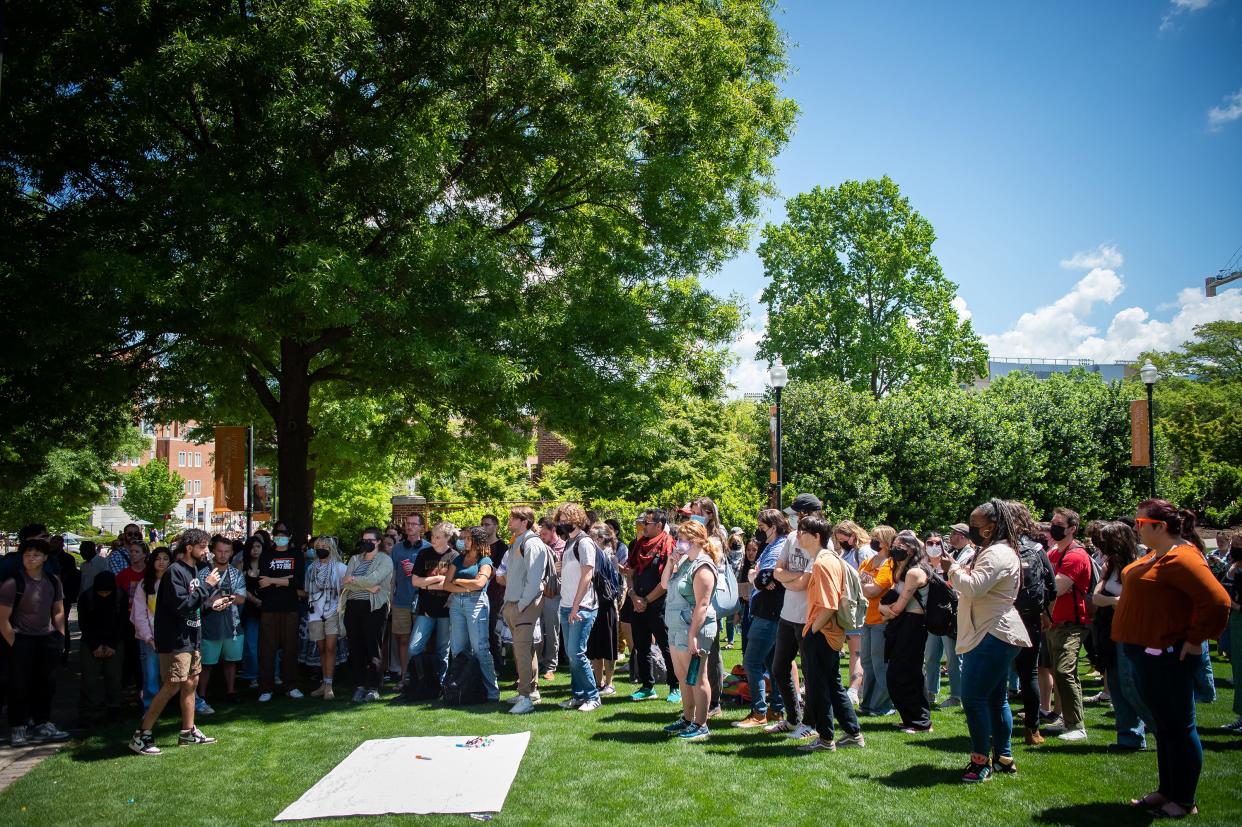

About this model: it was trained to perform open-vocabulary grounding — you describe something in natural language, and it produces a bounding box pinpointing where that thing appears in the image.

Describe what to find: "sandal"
[1131,792,1167,809]
[1148,802,1198,819]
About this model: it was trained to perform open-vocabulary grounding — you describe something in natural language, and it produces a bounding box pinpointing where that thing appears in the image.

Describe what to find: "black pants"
[707,634,723,709]
[6,633,60,727]
[802,629,860,741]
[1014,611,1043,731]
[345,601,388,691]
[885,612,931,729]
[771,618,805,725]
[630,603,676,691]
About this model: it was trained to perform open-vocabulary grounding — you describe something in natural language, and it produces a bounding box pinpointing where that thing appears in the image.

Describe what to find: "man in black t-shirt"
[129,529,221,755]
[257,526,305,702]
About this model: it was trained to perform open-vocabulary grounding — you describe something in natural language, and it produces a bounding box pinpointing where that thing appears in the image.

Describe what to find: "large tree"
[3,1,795,537]
[120,458,185,531]
[757,177,987,397]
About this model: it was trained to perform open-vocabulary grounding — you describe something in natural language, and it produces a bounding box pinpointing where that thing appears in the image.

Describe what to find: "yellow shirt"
[860,556,893,625]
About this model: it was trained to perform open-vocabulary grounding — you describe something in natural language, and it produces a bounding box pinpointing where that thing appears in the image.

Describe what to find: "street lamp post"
[1140,359,1158,498]
[770,359,788,508]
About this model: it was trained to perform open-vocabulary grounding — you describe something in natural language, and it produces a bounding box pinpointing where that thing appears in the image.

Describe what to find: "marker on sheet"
[415,754,432,760]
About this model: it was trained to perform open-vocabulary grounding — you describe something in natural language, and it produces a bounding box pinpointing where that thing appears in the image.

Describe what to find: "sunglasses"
[1134,517,1164,528]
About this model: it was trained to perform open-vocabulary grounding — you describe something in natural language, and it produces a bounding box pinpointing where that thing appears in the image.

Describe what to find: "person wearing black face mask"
[1042,507,1092,741]
[257,526,306,702]
[857,526,896,717]
[879,531,933,733]
[78,570,129,726]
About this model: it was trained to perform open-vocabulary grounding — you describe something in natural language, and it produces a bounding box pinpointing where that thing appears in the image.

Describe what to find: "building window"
[178,451,186,467]
[193,479,202,495]
[194,452,202,468]
[184,481,189,495]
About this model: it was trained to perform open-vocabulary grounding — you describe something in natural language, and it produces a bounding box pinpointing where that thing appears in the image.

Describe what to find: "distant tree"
[758,177,987,397]
[121,458,185,531]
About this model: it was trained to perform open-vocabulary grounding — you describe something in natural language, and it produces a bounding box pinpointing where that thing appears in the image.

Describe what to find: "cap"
[677,504,692,516]
[950,523,969,535]
[790,492,823,514]
[729,527,743,535]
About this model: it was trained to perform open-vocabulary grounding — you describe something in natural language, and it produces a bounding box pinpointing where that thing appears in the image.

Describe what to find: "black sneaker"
[225,692,238,705]
[129,730,161,756]
[177,727,217,746]
[992,755,1018,775]
[962,760,992,783]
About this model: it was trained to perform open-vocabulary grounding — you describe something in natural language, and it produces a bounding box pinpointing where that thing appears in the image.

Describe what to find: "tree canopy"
[2,0,796,537]
[120,458,185,531]
[757,177,987,397]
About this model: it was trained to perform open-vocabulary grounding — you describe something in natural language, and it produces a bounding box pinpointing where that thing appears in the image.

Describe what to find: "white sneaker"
[578,699,603,712]
[1058,728,1088,742]
[764,719,794,734]
[196,702,215,716]
[786,723,816,740]
[599,684,617,697]
[847,688,860,707]
[287,688,304,699]
[509,697,536,715]
[258,693,273,703]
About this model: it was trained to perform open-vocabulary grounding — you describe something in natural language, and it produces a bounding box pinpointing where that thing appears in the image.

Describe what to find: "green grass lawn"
[2,647,1239,826]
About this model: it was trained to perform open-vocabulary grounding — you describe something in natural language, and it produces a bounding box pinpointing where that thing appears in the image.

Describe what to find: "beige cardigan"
[949,542,1032,654]
[339,552,394,614]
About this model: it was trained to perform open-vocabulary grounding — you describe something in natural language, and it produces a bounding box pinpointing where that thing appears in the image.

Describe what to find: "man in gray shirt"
[502,506,550,715]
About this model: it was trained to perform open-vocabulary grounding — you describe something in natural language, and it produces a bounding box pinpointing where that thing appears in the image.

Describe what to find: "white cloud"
[726,324,768,398]
[951,295,972,322]
[982,246,1242,361]
[1208,88,1242,131]
[1161,0,1213,31]
[1060,243,1124,271]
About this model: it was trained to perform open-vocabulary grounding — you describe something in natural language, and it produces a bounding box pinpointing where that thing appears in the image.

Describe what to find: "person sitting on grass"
[659,519,719,742]
[129,529,222,756]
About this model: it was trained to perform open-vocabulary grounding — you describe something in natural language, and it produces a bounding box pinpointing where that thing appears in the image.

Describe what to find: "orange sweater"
[1112,544,1230,649]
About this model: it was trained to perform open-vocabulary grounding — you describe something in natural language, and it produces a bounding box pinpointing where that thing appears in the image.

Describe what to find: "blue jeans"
[240,616,260,680]
[859,622,892,715]
[408,614,451,683]
[137,640,161,711]
[1192,642,1215,703]
[560,606,599,702]
[742,616,783,715]
[450,592,500,700]
[961,633,1019,759]
[1111,640,1153,749]
[1231,611,1242,716]
[924,633,961,701]
[1125,643,1203,807]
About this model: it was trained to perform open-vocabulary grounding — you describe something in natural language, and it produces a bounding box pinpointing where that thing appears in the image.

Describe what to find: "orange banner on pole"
[1130,400,1151,467]
[214,426,247,510]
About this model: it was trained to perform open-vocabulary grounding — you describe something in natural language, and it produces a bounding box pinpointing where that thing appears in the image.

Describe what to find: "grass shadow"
[589,729,668,745]
[849,762,962,788]
[903,734,971,753]
[1035,802,1152,826]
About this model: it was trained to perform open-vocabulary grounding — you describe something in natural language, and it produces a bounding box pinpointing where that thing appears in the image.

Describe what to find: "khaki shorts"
[159,650,202,683]
[308,615,341,641]
[390,606,413,636]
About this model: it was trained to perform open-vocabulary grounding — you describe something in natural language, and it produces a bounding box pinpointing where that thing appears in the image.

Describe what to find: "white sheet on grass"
[274,732,531,821]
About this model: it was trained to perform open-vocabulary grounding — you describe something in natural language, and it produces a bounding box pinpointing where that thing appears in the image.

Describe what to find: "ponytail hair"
[1137,499,1203,551]
[1179,508,1204,553]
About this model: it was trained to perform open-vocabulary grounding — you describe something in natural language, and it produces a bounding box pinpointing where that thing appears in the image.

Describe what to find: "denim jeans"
[1110,639,1152,749]
[1231,611,1242,716]
[240,616,260,680]
[742,616,783,716]
[924,632,962,701]
[859,622,892,715]
[1125,643,1203,807]
[450,591,500,700]
[1192,642,1215,703]
[408,614,451,683]
[560,606,599,702]
[137,640,162,711]
[961,633,1019,759]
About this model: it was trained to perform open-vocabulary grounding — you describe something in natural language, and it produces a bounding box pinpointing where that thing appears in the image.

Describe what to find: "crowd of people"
[0,494,1238,817]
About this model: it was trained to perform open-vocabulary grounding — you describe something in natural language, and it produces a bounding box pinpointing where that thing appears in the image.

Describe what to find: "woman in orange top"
[858,525,895,717]
[1113,499,1230,820]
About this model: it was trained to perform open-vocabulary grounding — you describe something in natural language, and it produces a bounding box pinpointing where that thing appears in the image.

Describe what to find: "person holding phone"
[197,535,247,710]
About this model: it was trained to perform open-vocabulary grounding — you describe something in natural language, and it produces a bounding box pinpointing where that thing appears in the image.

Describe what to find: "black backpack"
[1015,538,1056,616]
[571,537,621,603]
[920,568,958,638]
[441,652,488,706]
[401,649,443,703]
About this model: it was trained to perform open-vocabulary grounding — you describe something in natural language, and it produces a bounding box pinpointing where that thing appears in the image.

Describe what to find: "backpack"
[712,559,740,616]
[836,556,867,632]
[401,649,443,702]
[1054,545,1100,624]
[4,570,63,619]
[441,652,487,706]
[920,568,958,638]
[542,542,561,598]
[1015,538,1055,616]
[572,537,621,603]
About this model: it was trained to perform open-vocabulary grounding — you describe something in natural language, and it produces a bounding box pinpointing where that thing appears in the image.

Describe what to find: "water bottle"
[686,648,706,686]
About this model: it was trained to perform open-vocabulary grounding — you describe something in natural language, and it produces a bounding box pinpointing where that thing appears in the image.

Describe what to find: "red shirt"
[115,567,144,608]
[1049,543,1090,625]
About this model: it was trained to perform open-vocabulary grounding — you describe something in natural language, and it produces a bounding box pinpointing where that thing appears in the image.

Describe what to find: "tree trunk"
[275,337,315,542]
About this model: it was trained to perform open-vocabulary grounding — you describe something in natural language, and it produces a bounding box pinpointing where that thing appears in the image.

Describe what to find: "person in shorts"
[197,535,246,710]
[129,529,221,755]
[307,536,347,699]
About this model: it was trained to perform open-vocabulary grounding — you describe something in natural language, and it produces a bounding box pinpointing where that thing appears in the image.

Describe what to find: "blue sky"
[719,0,1242,393]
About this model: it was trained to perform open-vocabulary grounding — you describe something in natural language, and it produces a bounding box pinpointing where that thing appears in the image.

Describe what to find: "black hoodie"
[78,571,129,650]
[154,559,217,654]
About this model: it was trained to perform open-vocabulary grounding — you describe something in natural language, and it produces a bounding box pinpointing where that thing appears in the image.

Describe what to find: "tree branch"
[244,363,279,419]
[186,86,214,149]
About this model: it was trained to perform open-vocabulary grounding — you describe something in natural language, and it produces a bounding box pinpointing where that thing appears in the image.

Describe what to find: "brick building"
[94,421,220,533]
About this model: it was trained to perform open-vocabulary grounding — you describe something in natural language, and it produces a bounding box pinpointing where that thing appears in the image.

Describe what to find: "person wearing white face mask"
[257,525,306,702]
